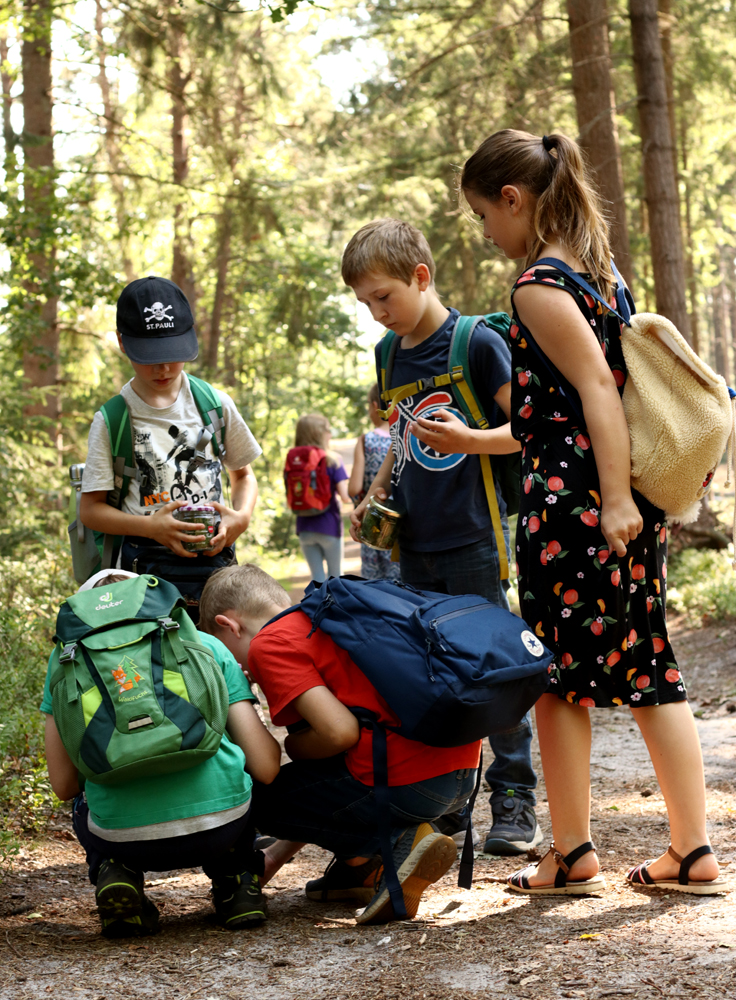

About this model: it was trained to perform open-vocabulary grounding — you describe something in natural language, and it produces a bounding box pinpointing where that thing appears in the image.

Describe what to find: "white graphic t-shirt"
[83,374,261,515]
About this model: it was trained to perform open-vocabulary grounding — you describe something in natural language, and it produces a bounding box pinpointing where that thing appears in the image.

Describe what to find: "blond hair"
[93,573,131,588]
[341,218,436,287]
[295,414,339,467]
[199,565,290,635]
[368,382,380,407]
[461,129,614,299]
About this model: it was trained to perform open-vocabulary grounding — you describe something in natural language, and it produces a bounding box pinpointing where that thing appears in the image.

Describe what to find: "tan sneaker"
[355,823,456,925]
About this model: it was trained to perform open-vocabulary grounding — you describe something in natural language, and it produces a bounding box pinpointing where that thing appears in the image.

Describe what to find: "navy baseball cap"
[116,276,199,364]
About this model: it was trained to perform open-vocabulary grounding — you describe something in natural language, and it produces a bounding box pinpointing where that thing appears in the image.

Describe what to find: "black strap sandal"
[507,841,606,896]
[626,844,726,895]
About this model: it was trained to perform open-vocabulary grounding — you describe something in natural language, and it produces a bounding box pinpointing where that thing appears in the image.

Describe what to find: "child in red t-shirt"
[199,564,481,925]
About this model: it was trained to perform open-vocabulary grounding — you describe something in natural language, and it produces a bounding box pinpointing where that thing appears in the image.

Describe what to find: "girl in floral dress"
[460,129,723,895]
[348,384,401,581]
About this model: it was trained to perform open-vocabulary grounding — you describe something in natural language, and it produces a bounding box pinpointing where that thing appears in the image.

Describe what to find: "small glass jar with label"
[173,504,220,552]
[359,497,403,551]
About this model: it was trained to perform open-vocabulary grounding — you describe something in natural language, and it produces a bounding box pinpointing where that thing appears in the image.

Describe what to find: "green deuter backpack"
[68,375,226,585]
[49,574,229,785]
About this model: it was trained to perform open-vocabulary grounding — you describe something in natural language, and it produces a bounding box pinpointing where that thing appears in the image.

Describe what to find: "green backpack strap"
[100,394,136,510]
[448,315,513,581]
[98,394,138,571]
[377,332,400,420]
[187,375,226,460]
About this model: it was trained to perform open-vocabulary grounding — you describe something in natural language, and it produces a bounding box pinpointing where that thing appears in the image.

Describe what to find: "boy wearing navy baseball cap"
[78,276,262,622]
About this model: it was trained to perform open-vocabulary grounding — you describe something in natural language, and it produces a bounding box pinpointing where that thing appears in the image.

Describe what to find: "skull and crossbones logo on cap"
[144,302,174,322]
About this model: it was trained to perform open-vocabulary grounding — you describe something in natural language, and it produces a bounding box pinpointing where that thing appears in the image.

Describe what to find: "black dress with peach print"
[509,265,686,708]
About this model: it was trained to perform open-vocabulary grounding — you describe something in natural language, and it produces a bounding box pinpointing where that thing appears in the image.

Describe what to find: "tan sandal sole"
[356,834,457,924]
[626,876,727,895]
[507,875,606,896]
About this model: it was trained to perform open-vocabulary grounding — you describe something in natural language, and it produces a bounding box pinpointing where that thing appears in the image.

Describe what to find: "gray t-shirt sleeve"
[82,411,115,493]
[219,391,262,471]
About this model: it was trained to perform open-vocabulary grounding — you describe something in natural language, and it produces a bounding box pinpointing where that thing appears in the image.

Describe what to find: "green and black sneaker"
[95,860,159,938]
[211,871,267,929]
[100,896,160,939]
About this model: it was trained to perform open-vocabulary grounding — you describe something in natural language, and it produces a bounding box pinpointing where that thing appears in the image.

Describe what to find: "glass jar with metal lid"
[172,504,220,551]
[359,496,403,551]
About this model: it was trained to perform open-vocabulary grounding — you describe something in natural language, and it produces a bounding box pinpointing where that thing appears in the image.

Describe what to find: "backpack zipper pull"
[307,593,334,637]
[429,621,447,651]
[424,637,436,682]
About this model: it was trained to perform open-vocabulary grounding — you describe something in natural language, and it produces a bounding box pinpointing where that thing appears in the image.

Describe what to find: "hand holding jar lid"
[358,496,404,551]
[172,504,221,552]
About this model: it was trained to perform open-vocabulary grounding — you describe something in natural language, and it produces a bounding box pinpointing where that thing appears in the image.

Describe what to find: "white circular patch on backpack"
[520,630,545,657]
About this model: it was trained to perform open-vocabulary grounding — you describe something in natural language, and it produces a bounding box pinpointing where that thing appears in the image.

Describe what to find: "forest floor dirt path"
[2,616,735,1000]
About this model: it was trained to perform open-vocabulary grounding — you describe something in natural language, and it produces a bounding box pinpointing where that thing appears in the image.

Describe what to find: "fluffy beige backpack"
[531,257,735,525]
[621,313,733,524]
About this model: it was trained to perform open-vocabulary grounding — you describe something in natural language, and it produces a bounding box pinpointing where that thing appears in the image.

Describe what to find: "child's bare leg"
[261,840,306,884]
[524,694,598,886]
[630,701,719,881]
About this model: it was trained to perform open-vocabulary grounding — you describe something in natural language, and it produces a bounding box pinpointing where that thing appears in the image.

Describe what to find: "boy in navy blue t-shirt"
[344,218,542,855]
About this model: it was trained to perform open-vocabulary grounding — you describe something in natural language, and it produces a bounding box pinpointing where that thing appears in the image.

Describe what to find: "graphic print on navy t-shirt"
[133,424,222,507]
[375,307,512,553]
[389,390,470,480]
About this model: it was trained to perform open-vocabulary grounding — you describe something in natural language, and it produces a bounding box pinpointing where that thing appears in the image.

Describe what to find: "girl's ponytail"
[533,133,614,299]
[461,129,614,300]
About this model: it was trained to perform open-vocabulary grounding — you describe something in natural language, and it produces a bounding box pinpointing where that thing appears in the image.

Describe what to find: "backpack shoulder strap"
[377,328,467,421]
[188,375,226,460]
[377,333,400,419]
[528,257,630,326]
[448,316,509,582]
[99,394,136,510]
[609,258,636,322]
[448,315,489,430]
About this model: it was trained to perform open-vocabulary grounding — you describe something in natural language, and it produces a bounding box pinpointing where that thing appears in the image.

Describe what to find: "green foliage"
[0,555,71,861]
[666,546,736,626]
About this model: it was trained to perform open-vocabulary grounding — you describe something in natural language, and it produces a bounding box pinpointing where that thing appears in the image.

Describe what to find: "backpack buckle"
[159,617,179,631]
[59,642,77,663]
[450,366,465,383]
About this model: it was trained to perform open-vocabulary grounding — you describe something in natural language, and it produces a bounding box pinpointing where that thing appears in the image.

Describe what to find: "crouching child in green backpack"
[42,570,281,938]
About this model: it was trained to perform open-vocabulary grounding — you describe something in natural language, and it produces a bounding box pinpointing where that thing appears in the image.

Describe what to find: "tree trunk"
[657,0,678,180]
[566,0,633,289]
[726,245,736,374]
[22,0,59,446]
[95,0,134,283]
[712,248,731,385]
[207,208,232,370]
[628,0,690,340]
[679,112,700,356]
[1,26,18,182]
[458,234,478,314]
[169,13,197,314]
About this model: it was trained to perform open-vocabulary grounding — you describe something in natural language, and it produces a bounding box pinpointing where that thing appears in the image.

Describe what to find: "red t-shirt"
[248,610,481,787]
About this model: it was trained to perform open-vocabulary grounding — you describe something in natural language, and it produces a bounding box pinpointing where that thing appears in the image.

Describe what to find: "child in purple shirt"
[294,414,349,581]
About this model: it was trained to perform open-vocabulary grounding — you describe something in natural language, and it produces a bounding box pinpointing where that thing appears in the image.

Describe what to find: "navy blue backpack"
[275,576,553,917]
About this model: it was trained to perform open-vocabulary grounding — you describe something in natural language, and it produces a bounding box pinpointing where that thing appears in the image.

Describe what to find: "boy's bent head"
[341,219,436,287]
[117,275,198,364]
[199,564,291,635]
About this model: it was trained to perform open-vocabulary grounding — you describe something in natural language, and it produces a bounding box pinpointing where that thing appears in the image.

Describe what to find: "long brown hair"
[461,129,614,299]
[294,414,338,466]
